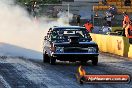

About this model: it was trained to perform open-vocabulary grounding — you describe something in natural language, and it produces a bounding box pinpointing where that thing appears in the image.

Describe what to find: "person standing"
[84,20,93,32]
[105,12,113,27]
[76,15,81,26]
[108,5,117,15]
[123,12,130,28]
[125,21,132,44]
[122,12,130,36]
[94,12,99,17]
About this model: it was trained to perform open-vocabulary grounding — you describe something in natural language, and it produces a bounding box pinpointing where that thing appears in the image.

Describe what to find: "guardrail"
[90,33,132,59]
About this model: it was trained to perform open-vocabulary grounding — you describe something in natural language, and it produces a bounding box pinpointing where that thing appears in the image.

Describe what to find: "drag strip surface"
[0,54,132,88]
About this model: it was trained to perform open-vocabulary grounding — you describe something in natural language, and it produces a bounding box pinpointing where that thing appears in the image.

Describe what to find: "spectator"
[122,12,130,36]
[124,0,131,6]
[125,21,132,44]
[94,12,99,17]
[105,12,113,27]
[108,5,117,15]
[123,12,130,28]
[94,12,100,26]
[84,20,94,32]
[76,15,81,26]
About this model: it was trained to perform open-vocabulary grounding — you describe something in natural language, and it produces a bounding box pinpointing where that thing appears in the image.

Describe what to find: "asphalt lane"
[0,54,132,88]
[0,81,4,88]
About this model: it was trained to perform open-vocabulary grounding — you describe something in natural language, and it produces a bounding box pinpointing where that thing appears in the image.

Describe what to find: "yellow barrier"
[90,34,108,52]
[111,36,126,56]
[90,33,130,57]
[100,35,108,52]
[101,35,125,56]
[90,34,101,51]
[95,34,102,51]
[128,44,132,59]
[106,35,113,54]
[123,37,130,57]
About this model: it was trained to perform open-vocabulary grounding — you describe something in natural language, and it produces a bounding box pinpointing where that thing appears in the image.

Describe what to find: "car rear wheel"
[92,57,98,66]
[43,52,50,63]
[50,57,56,65]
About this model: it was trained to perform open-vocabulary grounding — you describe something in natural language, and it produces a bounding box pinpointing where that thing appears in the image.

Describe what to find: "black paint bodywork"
[43,26,99,62]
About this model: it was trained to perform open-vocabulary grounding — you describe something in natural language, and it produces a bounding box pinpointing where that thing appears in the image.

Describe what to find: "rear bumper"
[51,53,99,61]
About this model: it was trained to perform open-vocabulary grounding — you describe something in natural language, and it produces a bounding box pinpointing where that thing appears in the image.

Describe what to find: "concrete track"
[0,54,132,88]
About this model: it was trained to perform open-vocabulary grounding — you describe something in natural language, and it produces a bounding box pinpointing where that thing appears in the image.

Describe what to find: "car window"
[52,28,90,40]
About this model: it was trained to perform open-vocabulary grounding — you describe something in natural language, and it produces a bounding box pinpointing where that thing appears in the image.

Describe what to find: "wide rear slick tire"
[43,52,50,63]
[92,57,98,66]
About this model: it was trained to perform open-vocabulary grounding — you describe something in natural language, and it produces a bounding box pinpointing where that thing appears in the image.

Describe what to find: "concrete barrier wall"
[90,33,131,59]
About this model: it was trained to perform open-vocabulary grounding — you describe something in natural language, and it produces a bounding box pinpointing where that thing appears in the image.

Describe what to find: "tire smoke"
[0,0,73,59]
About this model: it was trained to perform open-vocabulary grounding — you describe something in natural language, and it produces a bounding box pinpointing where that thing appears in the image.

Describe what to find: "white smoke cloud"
[57,11,73,25]
[0,0,73,59]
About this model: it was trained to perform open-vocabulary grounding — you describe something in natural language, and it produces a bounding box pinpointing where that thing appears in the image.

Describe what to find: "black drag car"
[43,26,99,65]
